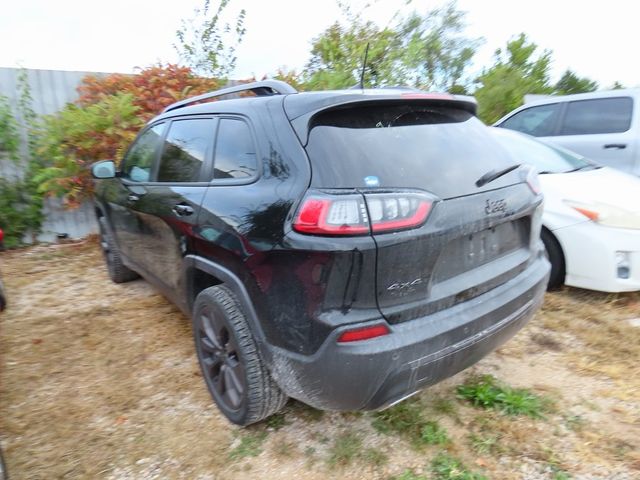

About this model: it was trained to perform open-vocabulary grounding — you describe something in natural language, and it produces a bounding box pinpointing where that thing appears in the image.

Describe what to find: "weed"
[456,374,547,417]
[229,431,267,459]
[372,400,450,448]
[393,470,428,480]
[327,432,363,466]
[431,396,458,416]
[421,421,449,445]
[372,399,424,436]
[431,453,488,480]
[266,412,286,430]
[551,469,571,480]
[362,447,388,467]
[468,433,500,455]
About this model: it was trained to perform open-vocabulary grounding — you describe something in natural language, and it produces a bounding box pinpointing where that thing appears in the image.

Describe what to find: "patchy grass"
[229,431,268,459]
[430,453,488,480]
[1,242,639,479]
[326,432,363,467]
[372,399,449,448]
[456,374,549,417]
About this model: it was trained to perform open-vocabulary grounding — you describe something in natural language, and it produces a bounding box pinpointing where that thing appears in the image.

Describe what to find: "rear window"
[305,104,516,198]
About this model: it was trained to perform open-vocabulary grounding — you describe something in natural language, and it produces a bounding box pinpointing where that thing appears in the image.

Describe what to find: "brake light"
[337,324,390,343]
[293,192,433,236]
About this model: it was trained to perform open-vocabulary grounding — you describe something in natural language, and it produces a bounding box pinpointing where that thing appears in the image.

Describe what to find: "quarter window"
[158,118,215,182]
[500,103,560,137]
[213,119,257,179]
[560,97,632,135]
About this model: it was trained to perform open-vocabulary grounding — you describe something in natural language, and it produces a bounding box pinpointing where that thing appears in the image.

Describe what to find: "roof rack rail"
[163,79,297,113]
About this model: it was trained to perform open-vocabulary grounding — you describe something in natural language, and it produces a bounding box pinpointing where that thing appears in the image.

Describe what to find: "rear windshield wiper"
[475,164,521,188]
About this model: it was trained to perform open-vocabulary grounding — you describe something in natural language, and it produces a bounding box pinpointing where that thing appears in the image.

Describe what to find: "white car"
[490,127,640,292]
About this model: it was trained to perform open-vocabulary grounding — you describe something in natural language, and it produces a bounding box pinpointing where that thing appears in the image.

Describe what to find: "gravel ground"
[0,240,638,479]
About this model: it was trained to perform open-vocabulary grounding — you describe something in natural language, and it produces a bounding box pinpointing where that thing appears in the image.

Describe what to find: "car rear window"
[305,103,517,199]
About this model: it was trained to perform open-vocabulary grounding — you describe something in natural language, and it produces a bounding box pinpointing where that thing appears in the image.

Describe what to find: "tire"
[98,216,139,284]
[541,228,565,290]
[192,285,287,426]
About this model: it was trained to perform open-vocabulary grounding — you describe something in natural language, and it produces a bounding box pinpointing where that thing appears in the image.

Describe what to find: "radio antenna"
[358,43,370,90]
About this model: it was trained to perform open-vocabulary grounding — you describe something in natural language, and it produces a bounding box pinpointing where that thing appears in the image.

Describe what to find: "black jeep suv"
[92,80,550,425]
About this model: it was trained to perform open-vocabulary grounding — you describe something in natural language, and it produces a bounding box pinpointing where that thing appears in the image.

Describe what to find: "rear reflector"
[337,324,390,343]
[293,191,433,236]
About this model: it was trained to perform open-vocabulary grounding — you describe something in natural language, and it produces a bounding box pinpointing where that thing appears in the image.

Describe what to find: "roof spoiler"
[163,79,297,113]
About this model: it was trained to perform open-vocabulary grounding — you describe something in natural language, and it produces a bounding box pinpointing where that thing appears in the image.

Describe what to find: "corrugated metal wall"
[0,67,109,241]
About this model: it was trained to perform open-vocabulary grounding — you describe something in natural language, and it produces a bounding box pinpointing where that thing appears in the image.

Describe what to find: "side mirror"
[91,160,116,179]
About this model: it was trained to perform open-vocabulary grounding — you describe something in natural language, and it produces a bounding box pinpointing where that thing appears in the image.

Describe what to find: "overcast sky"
[1,0,637,89]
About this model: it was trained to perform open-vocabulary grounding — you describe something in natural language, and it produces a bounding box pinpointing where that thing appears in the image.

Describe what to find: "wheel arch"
[183,255,268,348]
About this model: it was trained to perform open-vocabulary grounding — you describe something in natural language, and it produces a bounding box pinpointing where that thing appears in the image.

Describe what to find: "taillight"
[365,193,432,233]
[337,324,390,343]
[293,191,433,236]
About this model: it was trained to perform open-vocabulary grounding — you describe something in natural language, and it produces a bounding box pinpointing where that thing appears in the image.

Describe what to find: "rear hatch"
[293,99,540,324]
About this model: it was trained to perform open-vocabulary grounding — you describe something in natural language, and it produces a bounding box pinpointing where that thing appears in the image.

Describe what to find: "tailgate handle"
[604,143,627,149]
[172,204,194,216]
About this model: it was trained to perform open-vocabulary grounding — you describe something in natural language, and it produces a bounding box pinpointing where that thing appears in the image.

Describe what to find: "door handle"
[604,143,627,149]
[172,204,194,216]
[127,194,140,202]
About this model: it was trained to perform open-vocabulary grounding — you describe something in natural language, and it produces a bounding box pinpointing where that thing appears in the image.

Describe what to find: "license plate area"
[433,219,529,283]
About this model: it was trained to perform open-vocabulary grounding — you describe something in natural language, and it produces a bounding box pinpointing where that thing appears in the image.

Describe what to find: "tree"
[400,1,482,91]
[36,65,218,207]
[304,21,402,90]
[302,1,480,92]
[554,69,598,95]
[174,0,247,79]
[474,34,554,124]
[610,81,625,90]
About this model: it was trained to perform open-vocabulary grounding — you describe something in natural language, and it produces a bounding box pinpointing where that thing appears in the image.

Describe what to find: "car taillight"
[337,324,390,343]
[293,192,433,236]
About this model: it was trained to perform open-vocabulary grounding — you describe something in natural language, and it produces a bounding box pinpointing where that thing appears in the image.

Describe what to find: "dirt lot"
[1,241,639,479]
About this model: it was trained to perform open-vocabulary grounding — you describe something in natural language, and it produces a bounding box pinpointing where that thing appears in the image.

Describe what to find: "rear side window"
[559,97,632,135]
[213,119,257,179]
[122,123,165,182]
[500,103,560,136]
[158,118,214,182]
[305,103,516,199]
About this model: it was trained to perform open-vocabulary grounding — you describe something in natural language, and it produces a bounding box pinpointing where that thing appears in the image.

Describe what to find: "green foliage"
[474,33,554,124]
[303,1,480,91]
[393,470,428,480]
[0,95,20,162]
[456,374,547,417]
[0,70,45,246]
[372,399,449,448]
[610,81,625,90]
[35,93,142,207]
[229,431,267,459]
[265,412,286,430]
[175,0,246,78]
[420,421,449,445]
[327,432,363,466]
[554,70,598,95]
[468,433,501,455]
[0,178,43,247]
[431,453,488,480]
[401,1,482,91]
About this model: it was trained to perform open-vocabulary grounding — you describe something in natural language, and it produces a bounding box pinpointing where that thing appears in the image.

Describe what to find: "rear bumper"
[266,254,550,410]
